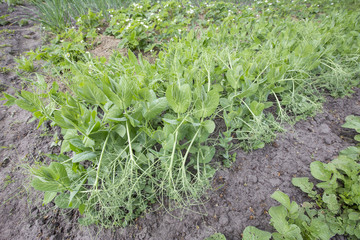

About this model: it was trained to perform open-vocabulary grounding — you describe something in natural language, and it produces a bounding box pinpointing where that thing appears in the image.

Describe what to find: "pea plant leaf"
[2,93,17,106]
[194,89,220,119]
[242,226,271,240]
[250,101,265,117]
[202,120,215,134]
[143,97,168,121]
[166,83,192,114]
[72,151,98,163]
[31,162,71,192]
[236,83,259,99]
[77,81,108,106]
[226,65,243,90]
[43,192,57,204]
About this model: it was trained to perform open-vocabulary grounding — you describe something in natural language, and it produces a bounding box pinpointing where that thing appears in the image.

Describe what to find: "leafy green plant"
[342,115,360,142]
[15,55,35,72]
[242,114,360,240]
[6,0,360,229]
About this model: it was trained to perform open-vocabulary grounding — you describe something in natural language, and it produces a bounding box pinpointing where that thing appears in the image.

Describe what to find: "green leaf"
[308,218,333,240]
[32,178,67,192]
[3,93,17,106]
[83,136,95,148]
[237,83,259,99]
[355,135,360,142]
[79,203,86,215]
[128,49,138,66]
[292,177,317,198]
[310,161,332,181]
[77,81,108,106]
[340,146,360,160]
[250,101,265,116]
[54,193,71,208]
[53,110,76,129]
[271,191,291,210]
[15,99,38,112]
[204,233,226,240]
[102,84,124,109]
[323,193,340,213]
[144,97,167,120]
[198,146,216,164]
[194,89,219,118]
[166,83,192,114]
[43,192,57,204]
[342,115,360,132]
[269,205,288,233]
[113,124,126,138]
[349,212,360,221]
[202,120,215,133]
[49,162,70,185]
[72,151,98,163]
[272,87,285,93]
[243,226,271,240]
[226,67,242,90]
[163,133,175,151]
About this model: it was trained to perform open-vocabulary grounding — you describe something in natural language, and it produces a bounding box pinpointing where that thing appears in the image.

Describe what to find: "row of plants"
[207,115,360,239]
[2,0,360,228]
[239,115,360,240]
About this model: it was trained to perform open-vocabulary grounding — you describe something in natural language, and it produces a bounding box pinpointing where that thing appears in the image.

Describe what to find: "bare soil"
[0,3,359,240]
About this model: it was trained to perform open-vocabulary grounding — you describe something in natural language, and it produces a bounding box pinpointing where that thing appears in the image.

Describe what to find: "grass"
[4,0,360,229]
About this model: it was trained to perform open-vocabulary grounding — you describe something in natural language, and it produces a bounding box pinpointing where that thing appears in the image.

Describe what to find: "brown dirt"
[0,3,359,240]
[90,35,126,61]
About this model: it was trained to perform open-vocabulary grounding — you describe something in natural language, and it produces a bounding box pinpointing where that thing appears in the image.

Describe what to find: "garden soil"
[0,3,358,240]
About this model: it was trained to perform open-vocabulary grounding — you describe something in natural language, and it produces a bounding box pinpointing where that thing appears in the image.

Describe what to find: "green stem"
[94,133,109,190]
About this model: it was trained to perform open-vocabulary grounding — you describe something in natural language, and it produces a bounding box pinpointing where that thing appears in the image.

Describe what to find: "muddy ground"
[0,3,359,240]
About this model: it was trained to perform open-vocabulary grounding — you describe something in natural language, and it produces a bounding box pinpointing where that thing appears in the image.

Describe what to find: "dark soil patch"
[0,3,359,240]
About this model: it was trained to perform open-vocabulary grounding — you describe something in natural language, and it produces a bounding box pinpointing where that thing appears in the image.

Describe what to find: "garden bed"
[0,1,359,239]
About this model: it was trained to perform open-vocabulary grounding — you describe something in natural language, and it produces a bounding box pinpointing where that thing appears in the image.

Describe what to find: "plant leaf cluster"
[242,115,360,240]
